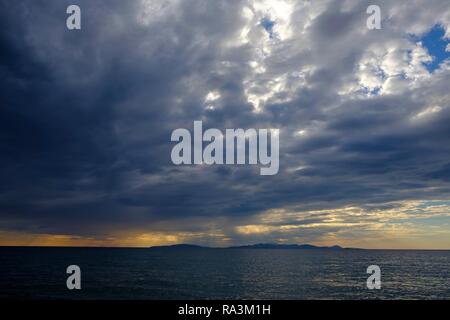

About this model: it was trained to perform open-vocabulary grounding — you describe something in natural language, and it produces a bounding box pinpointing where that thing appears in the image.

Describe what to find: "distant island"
[149,243,348,250]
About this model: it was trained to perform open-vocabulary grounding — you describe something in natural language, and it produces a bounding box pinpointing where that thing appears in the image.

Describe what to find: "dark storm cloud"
[0,0,449,244]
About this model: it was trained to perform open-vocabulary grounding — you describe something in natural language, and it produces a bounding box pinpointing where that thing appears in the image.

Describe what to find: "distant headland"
[149,243,350,250]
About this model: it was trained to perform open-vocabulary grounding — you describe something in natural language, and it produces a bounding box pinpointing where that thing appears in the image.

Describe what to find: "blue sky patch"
[261,17,276,39]
[418,25,450,72]
[417,200,450,208]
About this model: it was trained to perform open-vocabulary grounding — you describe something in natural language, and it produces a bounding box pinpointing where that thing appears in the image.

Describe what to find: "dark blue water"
[1,247,450,299]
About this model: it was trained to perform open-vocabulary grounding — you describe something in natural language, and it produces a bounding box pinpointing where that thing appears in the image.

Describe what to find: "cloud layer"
[1,0,450,248]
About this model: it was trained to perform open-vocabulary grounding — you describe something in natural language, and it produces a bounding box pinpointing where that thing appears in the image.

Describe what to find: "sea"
[1,247,449,299]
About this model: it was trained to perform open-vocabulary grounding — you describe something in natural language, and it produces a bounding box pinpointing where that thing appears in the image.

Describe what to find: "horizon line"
[1,244,450,251]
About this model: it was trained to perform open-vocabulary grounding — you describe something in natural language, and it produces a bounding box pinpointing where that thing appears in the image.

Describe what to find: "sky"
[0,0,450,249]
